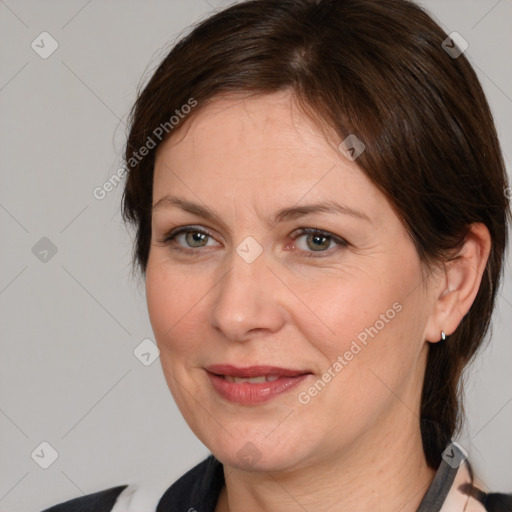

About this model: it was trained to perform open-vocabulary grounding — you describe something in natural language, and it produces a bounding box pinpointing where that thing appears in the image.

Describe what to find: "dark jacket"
[42,453,512,512]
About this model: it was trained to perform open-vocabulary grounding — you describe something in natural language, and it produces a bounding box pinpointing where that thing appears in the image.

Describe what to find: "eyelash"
[158,226,348,258]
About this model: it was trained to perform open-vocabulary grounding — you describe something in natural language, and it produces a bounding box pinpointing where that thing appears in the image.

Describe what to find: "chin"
[207,429,317,473]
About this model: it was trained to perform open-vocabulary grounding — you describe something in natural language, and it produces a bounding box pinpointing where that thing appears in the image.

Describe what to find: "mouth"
[222,375,281,383]
[205,364,313,404]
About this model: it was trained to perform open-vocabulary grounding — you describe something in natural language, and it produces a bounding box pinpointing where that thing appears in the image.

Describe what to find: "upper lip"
[205,364,312,378]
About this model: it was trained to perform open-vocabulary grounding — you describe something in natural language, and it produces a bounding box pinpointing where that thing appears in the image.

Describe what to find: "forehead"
[155,91,355,182]
[151,92,388,225]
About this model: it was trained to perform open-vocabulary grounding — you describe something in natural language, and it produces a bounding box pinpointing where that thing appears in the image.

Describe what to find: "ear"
[424,223,491,343]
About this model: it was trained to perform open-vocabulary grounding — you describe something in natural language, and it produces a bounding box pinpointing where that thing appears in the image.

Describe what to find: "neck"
[216,413,436,512]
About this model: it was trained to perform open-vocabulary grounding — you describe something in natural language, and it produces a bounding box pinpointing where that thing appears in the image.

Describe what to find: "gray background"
[0,1,510,510]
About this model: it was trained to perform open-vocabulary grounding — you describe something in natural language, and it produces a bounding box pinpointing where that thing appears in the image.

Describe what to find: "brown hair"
[122,0,510,468]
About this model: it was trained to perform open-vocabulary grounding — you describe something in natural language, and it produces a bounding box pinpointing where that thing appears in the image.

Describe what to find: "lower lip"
[207,372,311,405]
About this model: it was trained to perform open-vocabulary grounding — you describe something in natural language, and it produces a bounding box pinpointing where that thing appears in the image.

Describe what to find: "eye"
[292,228,348,256]
[159,226,218,252]
[158,225,348,257]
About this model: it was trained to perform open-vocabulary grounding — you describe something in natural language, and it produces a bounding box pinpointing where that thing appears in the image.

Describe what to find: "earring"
[441,330,446,341]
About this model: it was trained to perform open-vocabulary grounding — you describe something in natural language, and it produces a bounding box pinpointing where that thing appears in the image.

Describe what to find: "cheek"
[296,268,427,414]
[288,267,398,355]
[145,263,210,414]
[289,257,424,396]
[145,262,206,356]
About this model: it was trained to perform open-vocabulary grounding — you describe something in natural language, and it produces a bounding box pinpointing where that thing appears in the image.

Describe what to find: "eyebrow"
[152,195,371,227]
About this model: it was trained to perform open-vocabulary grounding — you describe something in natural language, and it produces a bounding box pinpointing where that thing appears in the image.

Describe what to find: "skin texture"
[145,90,491,512]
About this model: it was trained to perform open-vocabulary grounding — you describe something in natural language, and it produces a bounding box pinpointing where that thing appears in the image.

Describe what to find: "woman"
[43,0,511,510]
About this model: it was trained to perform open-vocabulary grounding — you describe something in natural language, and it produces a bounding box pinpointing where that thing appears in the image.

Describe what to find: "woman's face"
[146,91,438,472]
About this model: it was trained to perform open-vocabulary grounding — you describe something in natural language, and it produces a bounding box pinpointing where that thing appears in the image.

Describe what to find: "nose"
[209,247,286,343]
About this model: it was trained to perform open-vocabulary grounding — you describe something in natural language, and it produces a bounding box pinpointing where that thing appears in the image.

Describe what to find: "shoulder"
[481,491,512,512]
[454,475,512,512]
[40,455,223,512]
[41,484,129,512]
[432,451,511,512]
[156,454,224,510]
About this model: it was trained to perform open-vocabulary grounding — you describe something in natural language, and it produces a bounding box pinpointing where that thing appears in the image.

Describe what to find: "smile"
[205,364,313,404]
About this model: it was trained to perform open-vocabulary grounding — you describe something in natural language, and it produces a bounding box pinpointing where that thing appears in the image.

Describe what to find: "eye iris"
[186,231,207,247]
[307,234,330,251]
